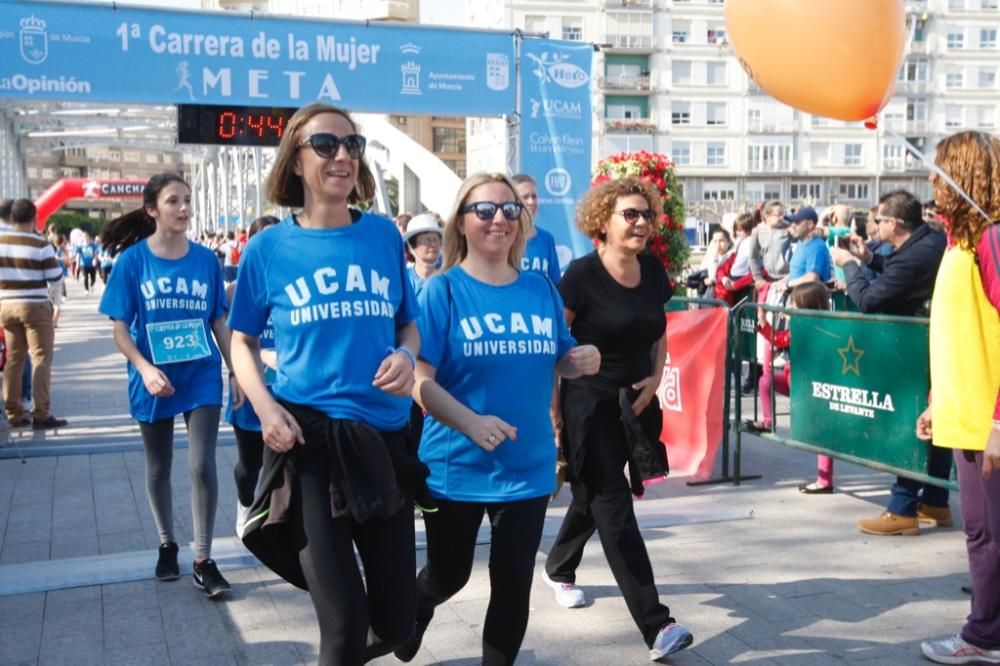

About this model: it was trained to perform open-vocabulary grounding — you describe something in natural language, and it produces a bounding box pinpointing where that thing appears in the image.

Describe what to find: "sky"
[73,0,467,26]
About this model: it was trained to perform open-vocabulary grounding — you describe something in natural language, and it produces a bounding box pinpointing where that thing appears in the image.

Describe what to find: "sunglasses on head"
[298,133,367,159]
[615,208,657,224]
[462,201,523,221]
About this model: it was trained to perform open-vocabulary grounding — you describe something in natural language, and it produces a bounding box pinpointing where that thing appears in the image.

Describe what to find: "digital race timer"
[177,104,297,146]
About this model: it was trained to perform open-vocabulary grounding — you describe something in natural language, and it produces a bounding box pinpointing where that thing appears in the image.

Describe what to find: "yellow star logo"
[837,336,865,376]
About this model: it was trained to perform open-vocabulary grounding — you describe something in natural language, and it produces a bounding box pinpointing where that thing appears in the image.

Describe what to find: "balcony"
[605,118,657,134]
[604,33,655,51]
[909,41,928,54]
[747,119,799,133]
[603,0,653,8]
[897,80,931,94]
[599,73,652,92]
[747,161,793,173]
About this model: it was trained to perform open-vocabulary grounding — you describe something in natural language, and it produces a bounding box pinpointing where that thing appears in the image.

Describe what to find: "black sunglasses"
[297,133,367,159]
[462,201,523,222]
[615,208,657,224]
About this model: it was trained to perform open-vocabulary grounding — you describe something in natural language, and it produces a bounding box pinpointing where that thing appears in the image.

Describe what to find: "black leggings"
[82,265,97,291]
[295,429,416,666]
[232,425,264,507]
[415,496,548,665]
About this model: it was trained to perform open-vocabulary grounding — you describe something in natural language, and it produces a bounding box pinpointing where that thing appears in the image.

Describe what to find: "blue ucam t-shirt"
[418,267,576,502]
[99,240,227,423]
[228,212,418,431]
[522,227,561,284]
[224,316,274,432]
[407,264,430,299]
[789,236,832,282]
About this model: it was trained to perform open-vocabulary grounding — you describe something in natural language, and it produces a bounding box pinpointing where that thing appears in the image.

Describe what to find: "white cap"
[403,213,443,244]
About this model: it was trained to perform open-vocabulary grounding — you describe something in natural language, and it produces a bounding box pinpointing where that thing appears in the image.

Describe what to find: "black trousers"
[232,424,264,507]
[545,399,673,648]
[415,495,548,665]
[295,430,416,666]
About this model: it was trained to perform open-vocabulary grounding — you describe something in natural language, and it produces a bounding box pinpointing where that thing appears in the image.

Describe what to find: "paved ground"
[0,278,973,665]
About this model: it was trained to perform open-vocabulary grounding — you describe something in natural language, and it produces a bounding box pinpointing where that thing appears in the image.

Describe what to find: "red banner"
[656,307,728,479]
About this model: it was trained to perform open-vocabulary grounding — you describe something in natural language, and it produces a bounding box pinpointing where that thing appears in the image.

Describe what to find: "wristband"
[388,346,416,369]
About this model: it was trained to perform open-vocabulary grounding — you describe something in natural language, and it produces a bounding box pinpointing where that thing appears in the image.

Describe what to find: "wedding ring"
[488,434,497,444]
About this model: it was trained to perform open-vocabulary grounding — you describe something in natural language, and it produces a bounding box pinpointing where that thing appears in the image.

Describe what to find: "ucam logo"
[530,97,583,120]
[526,52,589,89]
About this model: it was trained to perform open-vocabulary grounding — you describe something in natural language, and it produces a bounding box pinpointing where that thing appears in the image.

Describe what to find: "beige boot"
[917,503,954,528]
[857,511,920,536]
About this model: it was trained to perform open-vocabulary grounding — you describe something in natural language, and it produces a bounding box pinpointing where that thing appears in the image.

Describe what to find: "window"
[671,101,691,125]
[707,28,727,45]
[41,168,54,179]
[607,102,643,119]
[706,61,727,86]
[672,20,690,44]
[948,31,965,49]
[902,59,929,82]
[906,99,928,122]
[747,108,762,131]
[703,186,735,201]
[145,153,159,164]
[123,151,140,162]
[606,11,653,49]
[672,60,691,85]
[524,15,546,33]
[983,0,999,8]
[946,69,964,88]
[949,0,965,7]
[979,106,995,128]
[790,183,822,201]
[839,182,870,201]
[706,102,726,126]
[982,29,998,48]
[746,183,783,202]
[706,142,726,166]
[671,141,691,166]
[946,105,964,128]
[844,143,863,166]
[432,127,466,153]
[980,68,997,88]
[883,144,904,170]
[441,159,466,178]
[562,18,583,41]
[748,145,792,172]
[811,142,831,166]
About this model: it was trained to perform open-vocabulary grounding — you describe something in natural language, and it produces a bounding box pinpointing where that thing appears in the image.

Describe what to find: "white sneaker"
[921,634,1000,664]
[541,570,586,608]
[235,502,251,538]
[650,623,694,662]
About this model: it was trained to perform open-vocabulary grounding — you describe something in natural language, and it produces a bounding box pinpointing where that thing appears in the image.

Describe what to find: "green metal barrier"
[731,301,957,490]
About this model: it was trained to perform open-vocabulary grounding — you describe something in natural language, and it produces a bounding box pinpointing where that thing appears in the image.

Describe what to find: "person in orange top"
[918,130,1000,665]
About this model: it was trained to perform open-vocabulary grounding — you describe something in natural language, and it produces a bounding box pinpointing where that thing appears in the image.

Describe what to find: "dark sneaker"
[155,542,180,581]
[393,617,431,663]
[193,559,231,598]
[33,416,68,430]
[8,416,31,428]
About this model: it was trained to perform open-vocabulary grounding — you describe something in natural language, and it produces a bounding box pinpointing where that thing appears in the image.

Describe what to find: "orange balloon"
[725,0,906,122]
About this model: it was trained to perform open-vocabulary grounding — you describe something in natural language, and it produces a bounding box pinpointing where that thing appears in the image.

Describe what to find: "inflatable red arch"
[34,178,146,229]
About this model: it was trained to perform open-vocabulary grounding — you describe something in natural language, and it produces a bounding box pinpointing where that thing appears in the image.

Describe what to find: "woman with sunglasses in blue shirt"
[393,173,600,665]
[228,103,426,665]
[543,177,694,663]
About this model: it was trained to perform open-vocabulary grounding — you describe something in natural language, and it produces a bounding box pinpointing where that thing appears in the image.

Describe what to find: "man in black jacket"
[831,190,951,536]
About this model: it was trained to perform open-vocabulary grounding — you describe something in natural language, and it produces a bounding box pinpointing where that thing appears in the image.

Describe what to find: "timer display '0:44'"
[177,104,297,146]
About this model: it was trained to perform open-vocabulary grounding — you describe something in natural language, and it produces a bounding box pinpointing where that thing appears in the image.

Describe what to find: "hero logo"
[526,52,589,89]
[530,97,582,120]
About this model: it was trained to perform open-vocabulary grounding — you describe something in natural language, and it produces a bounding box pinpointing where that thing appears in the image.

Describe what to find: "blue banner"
[518,38,593,269]
[0,0,515,115]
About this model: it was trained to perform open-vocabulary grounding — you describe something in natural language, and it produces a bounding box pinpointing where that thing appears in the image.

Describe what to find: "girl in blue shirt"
[225,215,279,538]
[228,103,422,666]
[99,173,239,599]
[393,173,600,665]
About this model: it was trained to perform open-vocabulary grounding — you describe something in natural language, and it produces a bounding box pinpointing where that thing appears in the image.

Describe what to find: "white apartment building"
[467,0,1000,211]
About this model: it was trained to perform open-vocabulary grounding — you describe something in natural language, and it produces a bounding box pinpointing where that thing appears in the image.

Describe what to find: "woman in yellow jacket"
[919,130,1000,665]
